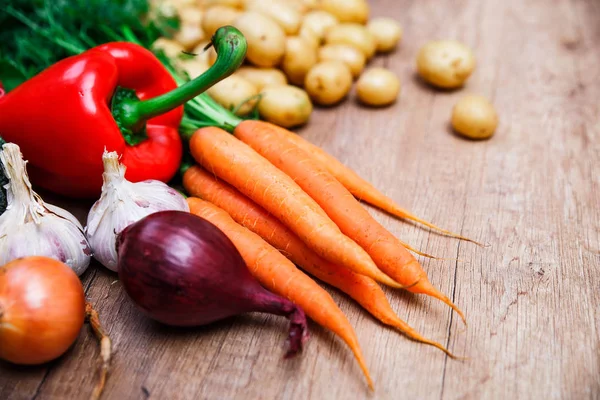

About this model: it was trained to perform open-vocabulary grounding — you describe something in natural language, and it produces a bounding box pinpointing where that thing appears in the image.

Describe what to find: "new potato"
[234,11,287,67]
[451,95,498,139]
[201,6,241,37]
[319,0,369,24]
[152,38,185,59]
[416,40,476,88]
[237,67,288,90]
[304,61,353,106]
[258,85,313,127]
[175,14,206,50]
[356,68,400,106]
[325,23,377,60]
[283,0,318,14]
[301,10,339,42]
[298,25,322,49]
[207,75,259,116]
[246,0,302,35]
[318,44,366,78]
[367,17,402,53]
[282,36,318,86]
[179,59,210,79]
[203,0,245,8]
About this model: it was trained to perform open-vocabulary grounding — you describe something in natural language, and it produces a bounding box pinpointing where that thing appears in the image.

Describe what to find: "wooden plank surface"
[1,0,599,399]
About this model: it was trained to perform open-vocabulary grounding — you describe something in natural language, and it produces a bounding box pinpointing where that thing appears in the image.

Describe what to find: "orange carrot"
[188,126,407,289]
[248,121,479,244]
[187,197,374,389]
[234,120,465,323]
[184,166,456,357]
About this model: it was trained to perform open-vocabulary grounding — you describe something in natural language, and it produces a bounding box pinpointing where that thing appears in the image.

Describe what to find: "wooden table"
[2,0,599,398]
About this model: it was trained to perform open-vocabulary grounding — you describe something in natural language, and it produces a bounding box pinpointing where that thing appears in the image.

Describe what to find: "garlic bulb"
[85,151,189,271]
[0,143,91,275]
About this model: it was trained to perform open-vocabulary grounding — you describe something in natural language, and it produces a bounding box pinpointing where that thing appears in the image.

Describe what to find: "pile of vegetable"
[155,0,404,127]
[155,0,498,137]
[0,0,491,395]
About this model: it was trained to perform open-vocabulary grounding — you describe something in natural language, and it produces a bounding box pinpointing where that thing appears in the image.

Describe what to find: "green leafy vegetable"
[0,0,179,88]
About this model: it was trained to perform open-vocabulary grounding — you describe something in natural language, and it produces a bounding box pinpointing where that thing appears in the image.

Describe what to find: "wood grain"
[1,0,599,399]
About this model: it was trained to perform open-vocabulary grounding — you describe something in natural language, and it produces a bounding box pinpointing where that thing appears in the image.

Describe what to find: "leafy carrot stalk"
[233,120,466,324]
[188,126,408,290]
[186,197,375,390]
[183,166,456,357]
[250,121,480,245]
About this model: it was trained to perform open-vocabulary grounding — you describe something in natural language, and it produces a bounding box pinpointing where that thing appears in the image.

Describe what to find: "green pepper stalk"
[112,26,247,142]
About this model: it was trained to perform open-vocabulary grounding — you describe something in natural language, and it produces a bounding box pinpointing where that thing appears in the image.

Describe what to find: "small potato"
[319,0,369,24]
[203,0,245,8]
[152,38,185,59]
[318,44,365,78]
[416,40,476,89]
[178,59,210,79]
[285,0,318,14]
[233,12,287,67]
[207,75,260,115]
[356,68,400,107]
[246,0,302,35]
[258,85,313,127]
[367,17,402,53]
[451,95,498,139]
[325,23,377,60]
[237,66,288,90]
[201,6,242,38]
[301,10,338,42]
[282,37,318,86]
[304,61,353,106]
[178,7,203,25]
[175,22,206,50]
[192,41,218,66]
[298,25,321,49]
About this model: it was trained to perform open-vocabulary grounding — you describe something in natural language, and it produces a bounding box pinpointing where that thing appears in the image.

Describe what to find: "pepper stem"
[112,26,247,144]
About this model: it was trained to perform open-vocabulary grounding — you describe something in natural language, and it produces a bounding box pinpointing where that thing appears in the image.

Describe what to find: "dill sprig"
[0,0,179,91]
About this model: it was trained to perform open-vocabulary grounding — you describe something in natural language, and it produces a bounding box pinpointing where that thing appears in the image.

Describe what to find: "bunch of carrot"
[182,119,477,389]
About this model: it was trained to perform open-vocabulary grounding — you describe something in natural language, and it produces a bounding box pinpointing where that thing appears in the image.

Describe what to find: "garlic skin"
[85,151,189,271]
[0,144,91,275]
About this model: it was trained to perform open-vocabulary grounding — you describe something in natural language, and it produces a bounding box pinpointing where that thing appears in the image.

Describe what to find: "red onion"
[116,210,308,357]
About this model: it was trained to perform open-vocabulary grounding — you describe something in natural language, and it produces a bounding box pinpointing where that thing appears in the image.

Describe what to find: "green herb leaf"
[0,60,29,92]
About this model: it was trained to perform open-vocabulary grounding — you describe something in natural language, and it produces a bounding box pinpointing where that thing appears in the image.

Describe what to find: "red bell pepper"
[0,26,246,198]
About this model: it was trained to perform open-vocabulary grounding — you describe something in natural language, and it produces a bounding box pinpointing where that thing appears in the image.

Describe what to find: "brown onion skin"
[116,211,306,332]
[0,256,85,365]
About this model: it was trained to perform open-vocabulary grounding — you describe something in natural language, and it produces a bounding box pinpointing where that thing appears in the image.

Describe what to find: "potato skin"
[325,23,377,60]
[201,6,241,37]
[233,11,287,67]
[282,36,318,86]
[304,61,353,106]
[301,10,339,42]
[258,85,313,127]
[237,67,288,91]
[319,0,369,24]
[356,68,401,107]
[367,17,403,53]
[207,75,260,116]
[246,0,302,35]
[416,40,476,88]
[318,44,366,78]
[451,95,498,139]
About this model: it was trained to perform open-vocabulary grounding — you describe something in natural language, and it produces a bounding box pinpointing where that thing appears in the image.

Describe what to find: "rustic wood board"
[1,0,599,399]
